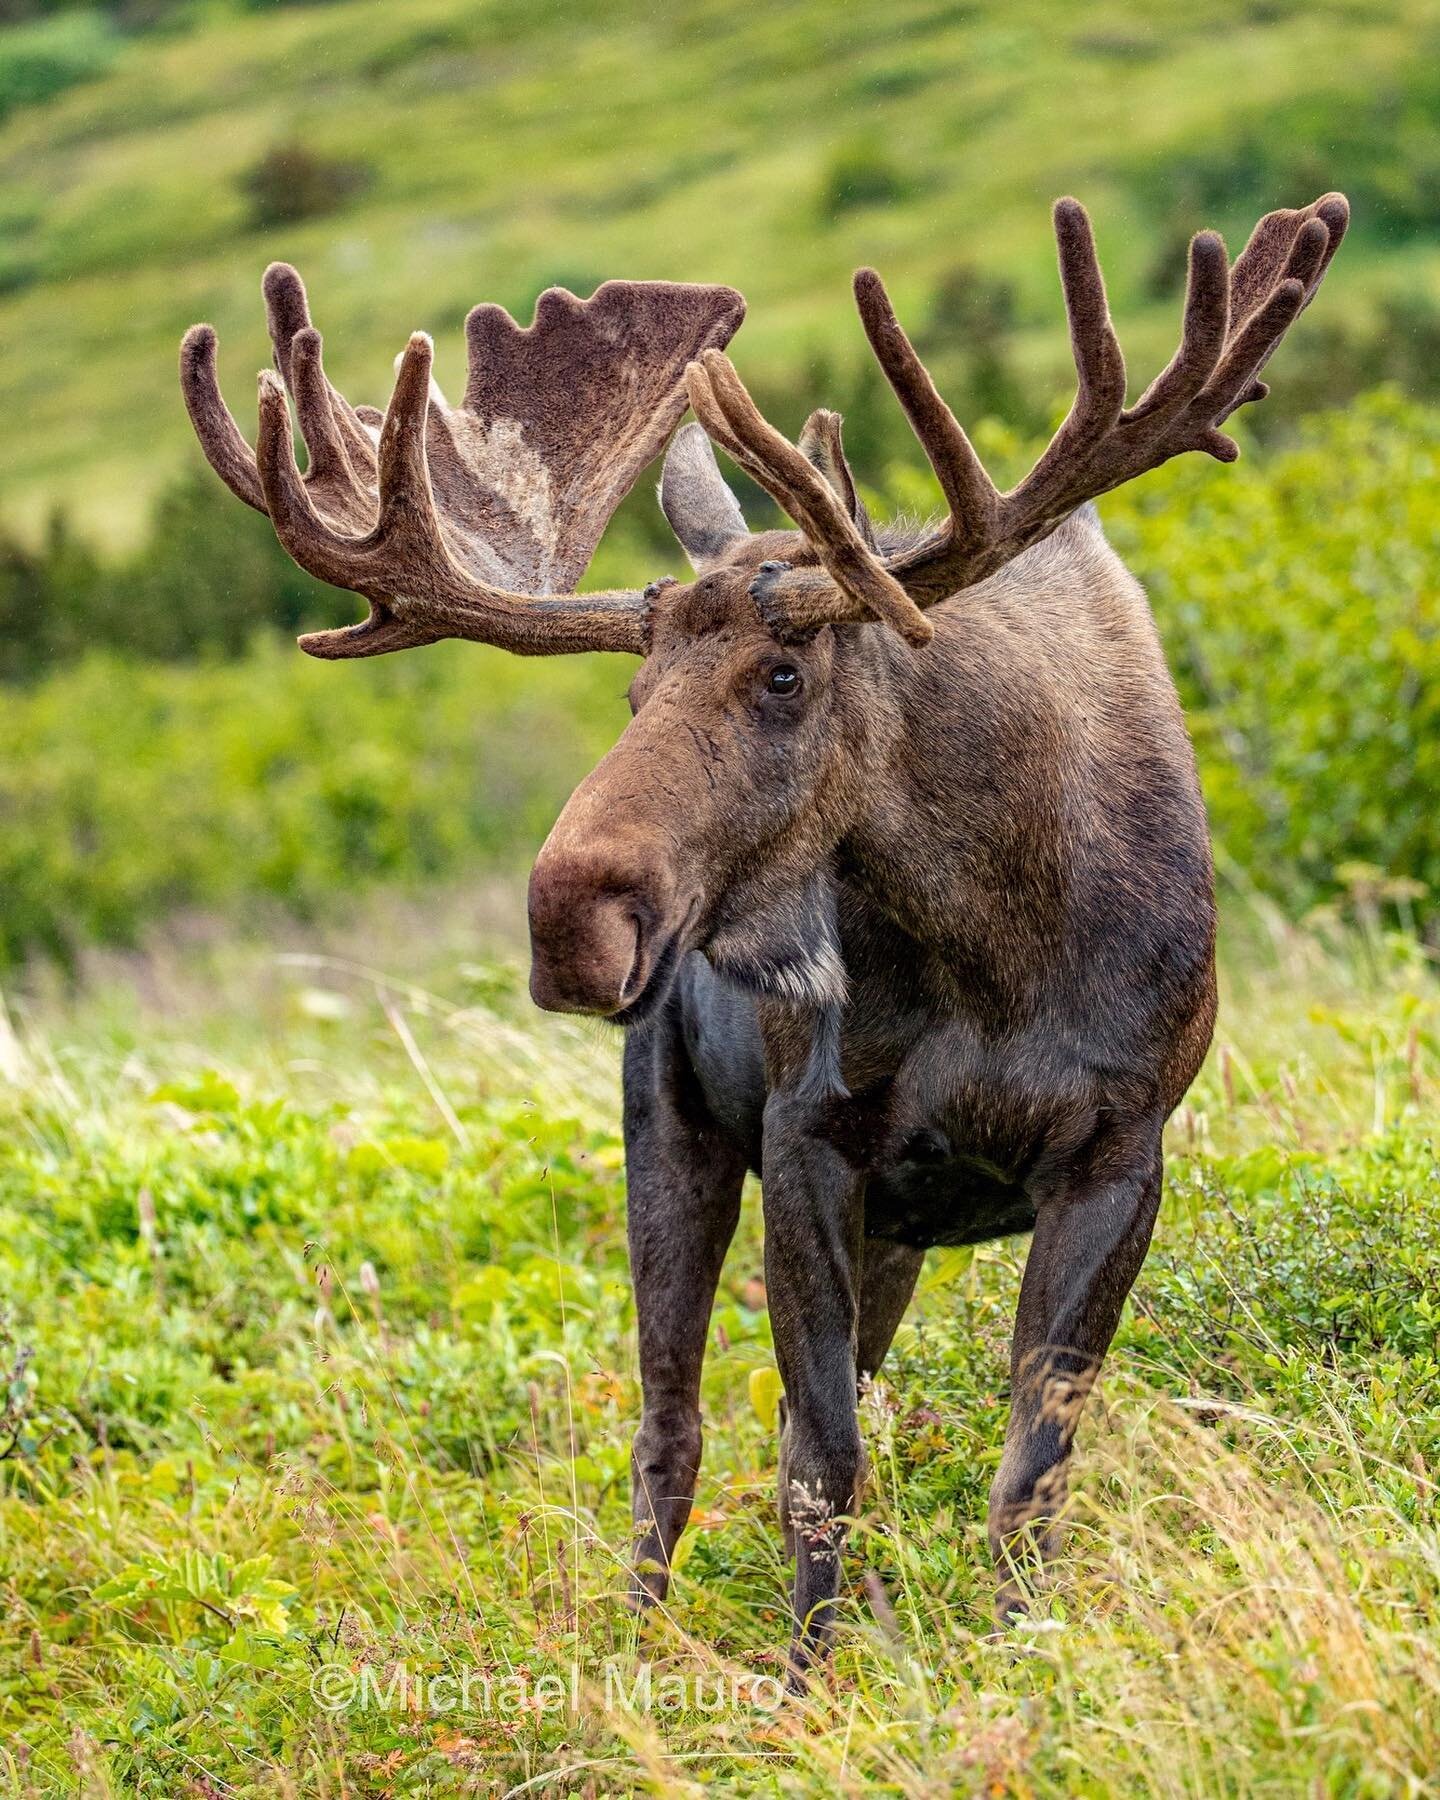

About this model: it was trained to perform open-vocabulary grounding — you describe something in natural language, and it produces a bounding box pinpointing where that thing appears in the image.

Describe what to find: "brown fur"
[527,510,1220,1681]
[180,193,1347,1681]
[180,267,744,657]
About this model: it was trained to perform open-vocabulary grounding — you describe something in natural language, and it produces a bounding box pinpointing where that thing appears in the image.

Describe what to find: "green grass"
[1,895,1438,1794]
[2,0,1439,542]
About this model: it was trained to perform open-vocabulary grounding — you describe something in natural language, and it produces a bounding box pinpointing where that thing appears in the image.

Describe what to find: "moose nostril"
[526,868,663,1017]
[617,913,648,1005]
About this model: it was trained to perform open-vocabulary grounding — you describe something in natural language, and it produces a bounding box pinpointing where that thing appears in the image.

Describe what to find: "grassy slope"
[1,903,1438,1794]
[3,0,1437,542]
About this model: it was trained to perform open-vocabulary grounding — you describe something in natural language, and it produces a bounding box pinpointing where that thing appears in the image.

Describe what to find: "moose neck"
[832,603,1073,997]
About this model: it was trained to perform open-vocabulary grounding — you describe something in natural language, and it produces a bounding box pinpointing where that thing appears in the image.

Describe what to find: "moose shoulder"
[181,190,1348,1683]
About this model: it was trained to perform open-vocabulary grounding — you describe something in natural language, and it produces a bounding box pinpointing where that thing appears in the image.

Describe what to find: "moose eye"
[767,664,802,697]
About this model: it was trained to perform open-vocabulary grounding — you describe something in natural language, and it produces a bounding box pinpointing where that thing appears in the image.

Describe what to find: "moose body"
[181,187,1345,1679]
[633,515,1216,1254]
[554,512,1218,1657]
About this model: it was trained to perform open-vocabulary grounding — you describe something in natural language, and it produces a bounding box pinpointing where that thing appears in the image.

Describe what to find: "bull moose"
[181,188,1348,1677]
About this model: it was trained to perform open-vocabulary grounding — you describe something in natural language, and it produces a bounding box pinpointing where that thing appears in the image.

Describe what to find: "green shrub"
[817,134,914,219]
[0,472,350,680]
[1104,390,1440,921]
[238,140,373,228]
[0,639,627,969]
[0,8,116,119]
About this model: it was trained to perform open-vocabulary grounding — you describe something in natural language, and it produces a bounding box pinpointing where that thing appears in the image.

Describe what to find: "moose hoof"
[625,1556,670,1614]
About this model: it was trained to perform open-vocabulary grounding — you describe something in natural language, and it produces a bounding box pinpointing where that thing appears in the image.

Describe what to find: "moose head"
[182,194,1346,1034]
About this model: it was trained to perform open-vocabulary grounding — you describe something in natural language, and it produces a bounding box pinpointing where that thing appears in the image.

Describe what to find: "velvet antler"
[181,268,745,657]
[690,192,1348,638]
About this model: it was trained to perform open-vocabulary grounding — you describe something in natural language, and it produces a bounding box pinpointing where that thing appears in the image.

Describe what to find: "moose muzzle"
[527,837,684,1018]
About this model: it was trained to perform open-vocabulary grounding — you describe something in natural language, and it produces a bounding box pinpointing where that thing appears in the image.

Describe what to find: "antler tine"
[182,268,379,526]
[375,332,442,547]
[797,409,877,549]
[999,200,1129,525]
[255,368,380,598]
[288,327,357,490]
[1051,198,1128,440]
[687,350,934,646]
[1196,274,1306,441]
[1123,229,1231,424]
[180,325,266,512]
[683,356,754,475]
[853,268,999,550]
[262,262,378,481]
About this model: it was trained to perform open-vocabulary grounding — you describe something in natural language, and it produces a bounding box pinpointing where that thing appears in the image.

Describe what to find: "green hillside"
[3,0,1439,544]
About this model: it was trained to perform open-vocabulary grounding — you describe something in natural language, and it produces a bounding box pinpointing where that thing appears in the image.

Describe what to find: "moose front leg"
[762,1090,867,1680]
[623,1025,747,1610]
[989,1122,1165,1618]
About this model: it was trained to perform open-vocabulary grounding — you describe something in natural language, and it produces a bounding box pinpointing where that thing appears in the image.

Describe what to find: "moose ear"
[660,422,749,568]
[798,409,876,548]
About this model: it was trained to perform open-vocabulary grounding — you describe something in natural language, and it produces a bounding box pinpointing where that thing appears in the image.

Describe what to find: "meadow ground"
[1,890,1437,1796]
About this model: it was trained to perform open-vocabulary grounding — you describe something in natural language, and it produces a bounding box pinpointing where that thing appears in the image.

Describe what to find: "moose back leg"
[762,1091,869,1681]
[989,1123,1164,1618]
[857,1239,924,1380]
[623,1023,747,1609]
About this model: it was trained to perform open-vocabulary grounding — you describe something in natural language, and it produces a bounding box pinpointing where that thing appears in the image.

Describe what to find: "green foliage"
[0,636,627,968]
[1103,391,1440,923]
[0,929,1437,1790]
[0,471,351,679]
[0,7,113,120]
[817,134,915,219]
[238,139,373,228]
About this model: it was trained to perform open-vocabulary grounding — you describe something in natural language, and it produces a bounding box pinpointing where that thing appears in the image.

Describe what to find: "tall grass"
[1,904,1436,1793]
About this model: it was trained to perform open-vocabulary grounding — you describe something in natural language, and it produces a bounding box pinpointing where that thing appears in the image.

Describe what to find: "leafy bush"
[817,134,914,219]
[0,638,626,969]
[1103,391,1440,923]
[238,140,373,228]
[0,472,349,680]
[0,8,115,119]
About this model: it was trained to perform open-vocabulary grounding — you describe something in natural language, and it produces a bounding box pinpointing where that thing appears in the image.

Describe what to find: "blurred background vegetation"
[0,0,1437,971]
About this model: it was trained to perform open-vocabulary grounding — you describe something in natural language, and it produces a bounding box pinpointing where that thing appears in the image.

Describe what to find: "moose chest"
[675,953,1097,1251]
